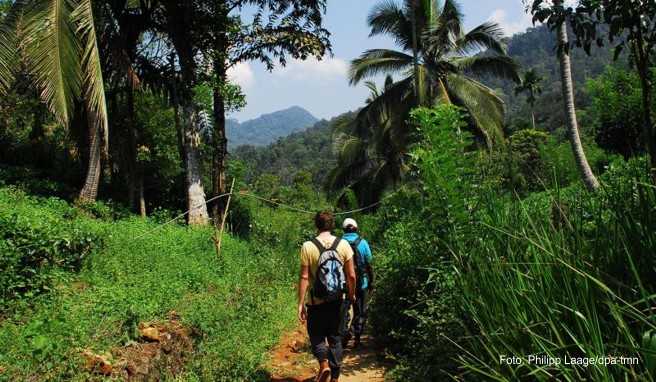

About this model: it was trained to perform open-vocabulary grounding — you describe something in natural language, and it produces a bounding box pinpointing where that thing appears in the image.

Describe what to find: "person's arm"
[298,244,310,322]
[298,264,309,322]
[345,258,356,302]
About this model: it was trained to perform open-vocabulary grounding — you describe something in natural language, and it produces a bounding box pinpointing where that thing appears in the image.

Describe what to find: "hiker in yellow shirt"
[298,211,356,382]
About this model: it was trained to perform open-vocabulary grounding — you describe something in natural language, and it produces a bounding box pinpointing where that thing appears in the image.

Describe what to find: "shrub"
[508,129,549,192]
[586,67,650,158]
[369,105,476,380]
[0,197,101,310]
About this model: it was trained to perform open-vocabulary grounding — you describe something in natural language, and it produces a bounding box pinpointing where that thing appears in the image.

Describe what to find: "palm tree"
[349,0,519,146]
[331,0,519,204]
[0,0,109,202]
[553,0,599,191]
[515,69,543,129]
[328,76,407,206]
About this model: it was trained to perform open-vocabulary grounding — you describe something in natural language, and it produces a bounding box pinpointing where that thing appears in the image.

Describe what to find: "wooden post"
[213,178,235,257]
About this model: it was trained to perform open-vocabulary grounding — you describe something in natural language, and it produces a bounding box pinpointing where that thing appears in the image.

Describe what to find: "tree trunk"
[555,11,599,191]
[411,0,420,105]
[182,103,209,225]
[165,3,209,225]
[139,175,146,217]
[531,109,536,130]
[78,105,103,202]
[126,84,138,210]
[212,59,228,224]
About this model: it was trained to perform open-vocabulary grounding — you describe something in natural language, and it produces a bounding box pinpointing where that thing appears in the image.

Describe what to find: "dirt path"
[267,325,387,382]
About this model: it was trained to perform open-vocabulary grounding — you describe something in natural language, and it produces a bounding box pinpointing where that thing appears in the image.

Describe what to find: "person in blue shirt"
[341,218,374,348]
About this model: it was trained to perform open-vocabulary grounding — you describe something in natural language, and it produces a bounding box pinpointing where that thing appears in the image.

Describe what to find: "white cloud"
[489,8,534,37]
[227,62,255,89]
[274,57,349,80]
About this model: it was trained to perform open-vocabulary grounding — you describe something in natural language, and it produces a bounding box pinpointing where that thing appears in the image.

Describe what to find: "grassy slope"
[0,187,300,381]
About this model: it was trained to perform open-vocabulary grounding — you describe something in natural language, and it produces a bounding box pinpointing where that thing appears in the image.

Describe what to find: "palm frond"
[0,1,26,94]
[23,0,81,125]
[360,75,414,127]
[455,21,507,55]
[368,0,413,50]
[451,55,520,82]
[438,0,463,39]
[72,0,109,146]
[349,48,413,85]
[328,135,371,192]
[445,73,506,147]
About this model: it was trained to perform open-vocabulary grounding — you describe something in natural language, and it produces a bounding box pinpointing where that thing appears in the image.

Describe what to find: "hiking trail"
[267,325,387,382]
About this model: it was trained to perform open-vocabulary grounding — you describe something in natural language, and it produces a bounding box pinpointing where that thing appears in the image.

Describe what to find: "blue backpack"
[310,238,346,303]
[348,237,365,289]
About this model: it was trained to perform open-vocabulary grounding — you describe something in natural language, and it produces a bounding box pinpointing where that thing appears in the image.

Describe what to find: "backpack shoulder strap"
[352,237,362,248]
[330,237,342,251]
[311,238,326,253]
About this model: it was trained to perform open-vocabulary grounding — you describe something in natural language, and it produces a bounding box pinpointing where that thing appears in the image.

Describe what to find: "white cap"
[342,218,358,229]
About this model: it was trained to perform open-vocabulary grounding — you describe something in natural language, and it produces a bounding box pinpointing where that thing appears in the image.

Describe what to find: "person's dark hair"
[315,210,335,232]
[344,225,358,233]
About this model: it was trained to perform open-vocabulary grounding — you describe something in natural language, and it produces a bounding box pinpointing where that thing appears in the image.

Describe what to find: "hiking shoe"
[315,367,330,382]
[341,333,352,348]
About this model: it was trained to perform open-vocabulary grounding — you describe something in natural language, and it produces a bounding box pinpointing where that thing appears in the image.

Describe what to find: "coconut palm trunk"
[411,0,420,103]
[78,103,103,202]
[555,4,599,191]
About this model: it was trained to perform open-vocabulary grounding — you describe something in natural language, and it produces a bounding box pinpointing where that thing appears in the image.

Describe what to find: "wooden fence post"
[213,178,236,257]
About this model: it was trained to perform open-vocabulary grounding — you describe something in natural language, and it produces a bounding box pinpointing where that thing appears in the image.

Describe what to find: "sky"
[228,0,535,122]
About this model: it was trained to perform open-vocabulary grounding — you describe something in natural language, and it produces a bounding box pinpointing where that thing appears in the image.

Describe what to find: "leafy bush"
[0,191,101,310]
[508,129,549,192]
[369,105,476,380]
[0,165,73,198]
[586,67,651,158]
[75,199,131,221]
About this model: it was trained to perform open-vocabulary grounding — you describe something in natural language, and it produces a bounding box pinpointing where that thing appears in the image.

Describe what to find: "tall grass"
[456,158,656,381]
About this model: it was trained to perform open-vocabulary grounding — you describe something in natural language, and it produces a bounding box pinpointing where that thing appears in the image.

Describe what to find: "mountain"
[227,106,318,148]
[232,112,356,186]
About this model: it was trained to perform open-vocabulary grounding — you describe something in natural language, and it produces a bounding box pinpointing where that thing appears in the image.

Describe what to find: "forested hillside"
[485,25,621,133]
[227,106,318,148]
[231,112,354,186]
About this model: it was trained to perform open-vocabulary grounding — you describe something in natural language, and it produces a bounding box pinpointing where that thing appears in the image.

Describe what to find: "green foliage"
[457,158,656,381]
[369,105,476,380]
[217,80,247,113]
[587,67,651,158]
[540,133,617,188]
[480,25,621,134]
[367,104,654,381]
[508,129,550,192]
[0,186,303,381]
[0,188,101,310]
